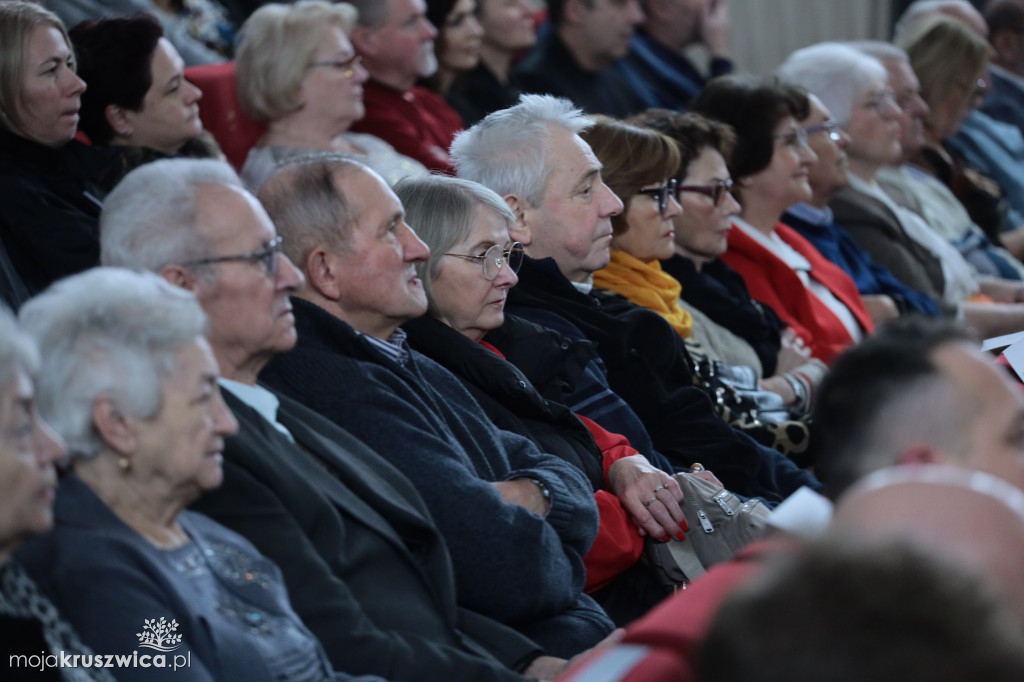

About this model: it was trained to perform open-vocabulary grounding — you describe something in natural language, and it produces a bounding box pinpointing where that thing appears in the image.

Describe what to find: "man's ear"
[159,264,199,292]
[504,193,532,246]
[304,247,342,301]
[349,25,376,58]
[92,396,137,457]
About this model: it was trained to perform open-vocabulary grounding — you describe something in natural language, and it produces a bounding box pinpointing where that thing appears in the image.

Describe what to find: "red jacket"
[351,81,463,174]
[721,222,874,364]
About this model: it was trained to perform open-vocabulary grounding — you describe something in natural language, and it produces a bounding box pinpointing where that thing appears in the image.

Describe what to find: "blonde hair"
[236,1,358,121]
[897,14,989,120]
[0,1,74,134]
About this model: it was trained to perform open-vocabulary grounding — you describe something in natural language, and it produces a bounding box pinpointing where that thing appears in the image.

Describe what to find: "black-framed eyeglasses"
[444,242,524,281]
[180,236,284,277]
[678,178,734,207]
[637,178,678,217]
[308,54,363,79]
[804,119,842,143]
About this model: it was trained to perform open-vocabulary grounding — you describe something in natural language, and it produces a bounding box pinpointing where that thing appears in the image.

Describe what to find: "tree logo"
[136,618,183,652]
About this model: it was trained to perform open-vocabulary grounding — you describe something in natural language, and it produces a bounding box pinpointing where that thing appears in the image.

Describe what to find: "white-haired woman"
[236,1,425,191]
[0,305,115,682]
[395,174,691,625]
[16,268,386,682]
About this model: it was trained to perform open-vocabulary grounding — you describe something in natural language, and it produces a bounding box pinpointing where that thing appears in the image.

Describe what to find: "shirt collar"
[219,378,294,442]
[571,275,594,295]
[358,327,410,366]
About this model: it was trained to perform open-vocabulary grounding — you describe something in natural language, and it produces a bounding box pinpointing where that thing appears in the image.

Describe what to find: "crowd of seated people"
[5,0,1024,681]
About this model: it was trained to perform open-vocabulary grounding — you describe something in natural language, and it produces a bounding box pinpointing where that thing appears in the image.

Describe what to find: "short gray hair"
[776,42,888,126]
[348,0,389,26]
[19,268,208,459]
[101,158,244,272]
[0,303,38,393]
[393,175,515,317]
[258,154,368,270]
[236,1,358,121]
[451,93,594,207]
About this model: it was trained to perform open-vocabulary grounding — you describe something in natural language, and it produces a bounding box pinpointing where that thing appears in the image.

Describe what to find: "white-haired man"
[451,94,823,503]
[347,0,462,173]
[99,158,558,682]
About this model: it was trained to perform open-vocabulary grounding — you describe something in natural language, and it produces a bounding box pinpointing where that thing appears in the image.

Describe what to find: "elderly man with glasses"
[254,155,616,659]
[99,158,565,682]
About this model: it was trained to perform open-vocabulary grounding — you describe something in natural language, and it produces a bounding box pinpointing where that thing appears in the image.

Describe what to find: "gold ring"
[642,497,658,509]
[652,484,669,492]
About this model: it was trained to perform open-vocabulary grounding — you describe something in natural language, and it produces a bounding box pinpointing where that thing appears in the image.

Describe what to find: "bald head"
[834,466,1024,620]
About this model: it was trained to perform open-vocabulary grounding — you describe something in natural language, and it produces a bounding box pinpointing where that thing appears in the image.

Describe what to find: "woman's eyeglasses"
[637,178,678,217]
[444,242,525,281]
[677,178,734,207]
[308,54,363,79]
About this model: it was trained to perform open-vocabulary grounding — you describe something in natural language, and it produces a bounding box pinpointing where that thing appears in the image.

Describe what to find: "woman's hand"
[776,327,812,374]
[608,455,688,541]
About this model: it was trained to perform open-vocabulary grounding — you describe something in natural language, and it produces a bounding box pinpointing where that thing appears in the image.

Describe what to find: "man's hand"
[699,0,732,58]
[608,455,688,540]
[493,478,551,516]
[522,655,568,680]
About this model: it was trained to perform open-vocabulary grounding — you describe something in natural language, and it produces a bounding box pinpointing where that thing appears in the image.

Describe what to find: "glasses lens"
[482,244,503,280]
[506,242,524,273]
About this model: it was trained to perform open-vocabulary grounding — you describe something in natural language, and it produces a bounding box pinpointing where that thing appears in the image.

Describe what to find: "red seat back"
[185,62,266,171]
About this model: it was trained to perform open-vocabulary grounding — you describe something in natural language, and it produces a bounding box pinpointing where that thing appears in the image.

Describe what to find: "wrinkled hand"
[699,0,732,57]
[492,479,550,516]
[776,327,812,374]
[861,294,899,325]
[608,455,688,540]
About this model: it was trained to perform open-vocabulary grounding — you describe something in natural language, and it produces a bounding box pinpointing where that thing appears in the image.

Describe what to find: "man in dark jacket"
[450,94,822,504]
[256,156,616,657]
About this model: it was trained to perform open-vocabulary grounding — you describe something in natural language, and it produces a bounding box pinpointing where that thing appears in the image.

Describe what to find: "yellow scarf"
[593,250,694,339]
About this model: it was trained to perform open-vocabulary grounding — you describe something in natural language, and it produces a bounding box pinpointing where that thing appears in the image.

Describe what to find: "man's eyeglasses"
[444,242,525,281]
[862,88,898,114]
[308,54,363,79]
[804,119,842,143]
[677,178,734,207]
[180,236,284,277]
[637,178,678,217]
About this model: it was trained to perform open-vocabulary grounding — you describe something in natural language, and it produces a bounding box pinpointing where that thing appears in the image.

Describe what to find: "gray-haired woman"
[0,304,115,682]
[16,267,387,682]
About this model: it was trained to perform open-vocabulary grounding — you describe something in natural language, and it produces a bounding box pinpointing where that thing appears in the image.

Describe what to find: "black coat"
[505,257,821,503]
[191,388,539,682]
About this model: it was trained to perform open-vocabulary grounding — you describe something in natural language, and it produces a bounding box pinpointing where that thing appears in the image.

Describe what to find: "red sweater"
[722,222,874,364]
[351,81,463,174]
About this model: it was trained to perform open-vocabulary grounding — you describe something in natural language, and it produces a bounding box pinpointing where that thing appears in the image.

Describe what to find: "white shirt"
[219,378,295,442]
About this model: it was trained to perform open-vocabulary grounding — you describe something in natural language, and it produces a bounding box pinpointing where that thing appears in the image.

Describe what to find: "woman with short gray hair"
[16,267,386,682]
[236,1,425,191]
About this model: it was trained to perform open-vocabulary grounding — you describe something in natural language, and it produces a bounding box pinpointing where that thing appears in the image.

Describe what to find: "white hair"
[19,268,208,459]
[776,42,888,126]
[450,93,594,207]
[893,0,983,38]
[100,158,244,272]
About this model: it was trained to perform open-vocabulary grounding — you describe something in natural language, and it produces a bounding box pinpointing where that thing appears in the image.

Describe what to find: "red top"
[350,81,463,174]
[722,222,874,364]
